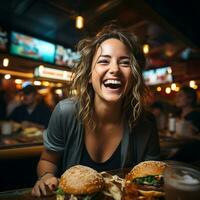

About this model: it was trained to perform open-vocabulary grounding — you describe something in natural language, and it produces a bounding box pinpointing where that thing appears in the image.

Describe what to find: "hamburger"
[123,161,167,200]
[56,165,105,200]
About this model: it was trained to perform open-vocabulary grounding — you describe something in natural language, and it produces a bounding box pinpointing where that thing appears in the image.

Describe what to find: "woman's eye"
[97,60,109,64]
[119,60,130,66]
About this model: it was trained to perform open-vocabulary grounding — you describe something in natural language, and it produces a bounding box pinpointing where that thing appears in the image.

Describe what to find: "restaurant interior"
[0,0,200,196]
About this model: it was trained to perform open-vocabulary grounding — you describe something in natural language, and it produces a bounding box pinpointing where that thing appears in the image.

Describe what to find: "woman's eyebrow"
[98,55,111,58]
[99,55,130,59]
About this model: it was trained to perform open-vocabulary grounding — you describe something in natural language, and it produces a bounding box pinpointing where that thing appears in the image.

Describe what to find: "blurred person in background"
[6,89,21,117]
[8,84,52,129]
[150,101,167,131]
[175,86,200,133]
[170,86,200,163]
[44,88,60,111]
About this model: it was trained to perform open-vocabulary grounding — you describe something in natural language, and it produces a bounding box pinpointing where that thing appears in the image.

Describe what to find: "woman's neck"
[94,98,123,124]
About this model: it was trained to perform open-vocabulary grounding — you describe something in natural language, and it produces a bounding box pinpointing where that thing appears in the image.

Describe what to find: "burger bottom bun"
[59,165,104,195]
[138,189,165,197]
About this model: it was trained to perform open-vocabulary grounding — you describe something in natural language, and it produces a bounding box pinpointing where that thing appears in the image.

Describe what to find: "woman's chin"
[102,95,123,104]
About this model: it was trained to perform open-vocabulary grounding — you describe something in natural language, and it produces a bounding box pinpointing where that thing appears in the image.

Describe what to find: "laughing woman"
[32,24,160,197]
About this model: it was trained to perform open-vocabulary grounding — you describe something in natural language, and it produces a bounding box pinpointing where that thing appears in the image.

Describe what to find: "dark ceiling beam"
[127,20,148,31]
[129,0,197,48]
[12,0,36,15]
[83,0,122,30]
[95,0,122,14]
[45,0,77,17]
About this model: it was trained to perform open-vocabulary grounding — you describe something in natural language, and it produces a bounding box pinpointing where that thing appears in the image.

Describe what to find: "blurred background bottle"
[168,113,176,134]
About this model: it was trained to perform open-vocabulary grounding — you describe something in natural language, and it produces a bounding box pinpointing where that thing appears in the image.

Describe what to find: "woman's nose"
[109,61,119,74]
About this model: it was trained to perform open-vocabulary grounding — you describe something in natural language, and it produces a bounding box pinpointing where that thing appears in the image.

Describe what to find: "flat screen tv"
[143,66,173,86]
[10,31,55,63]
[55,45,80,68]
[0,26,8,52]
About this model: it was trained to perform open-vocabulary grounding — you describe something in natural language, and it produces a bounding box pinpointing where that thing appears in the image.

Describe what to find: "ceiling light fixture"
[76,15,84,29]
[143,44,150,54]
[3,58,9,67]
[4,74,11,79]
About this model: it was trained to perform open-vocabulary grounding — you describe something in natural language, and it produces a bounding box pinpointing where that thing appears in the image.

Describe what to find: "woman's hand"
[31,174,59,197]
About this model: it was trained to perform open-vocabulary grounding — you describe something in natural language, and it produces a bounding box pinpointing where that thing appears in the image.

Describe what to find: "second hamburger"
[124,161,167,199]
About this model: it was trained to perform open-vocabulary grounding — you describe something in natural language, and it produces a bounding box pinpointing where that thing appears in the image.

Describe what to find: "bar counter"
[0,126,44,159]
[0,143,43,159]
[0,129,44,191]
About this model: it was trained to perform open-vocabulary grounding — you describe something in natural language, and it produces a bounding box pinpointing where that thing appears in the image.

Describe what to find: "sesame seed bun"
[59,165,104,195]
[126,161,167,180]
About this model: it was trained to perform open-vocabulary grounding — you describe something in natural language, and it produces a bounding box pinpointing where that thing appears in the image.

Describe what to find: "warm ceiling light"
[171,83,176,91]
[3,58,9,67]
[143,44,150,54]
[42,81,50,87]
[15,79,22,84]
[189,80,195,88]
[165,87,171,94]
[156,86,162,92]
[55,89,62,96]
[4,74,11,79]
[193,85,198,89]
[34,80,41,86]
[50,82,56,87]
[76,15,84,29]
[175,86,180,92]
[56,83,63,87]
[167,67,172,74]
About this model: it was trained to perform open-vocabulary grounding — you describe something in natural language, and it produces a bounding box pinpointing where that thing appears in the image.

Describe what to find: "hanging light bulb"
[143,44,150,54]
[3,58,9,67]
[76,15,84,29]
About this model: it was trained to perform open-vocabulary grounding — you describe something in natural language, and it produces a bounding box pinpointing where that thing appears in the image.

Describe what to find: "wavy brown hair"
[70,24,149,128]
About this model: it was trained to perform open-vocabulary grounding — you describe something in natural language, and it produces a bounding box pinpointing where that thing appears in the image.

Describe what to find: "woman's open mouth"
[103,79,122,90]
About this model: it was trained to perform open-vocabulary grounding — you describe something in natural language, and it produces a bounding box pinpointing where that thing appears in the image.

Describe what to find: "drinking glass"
[163,161,200,200]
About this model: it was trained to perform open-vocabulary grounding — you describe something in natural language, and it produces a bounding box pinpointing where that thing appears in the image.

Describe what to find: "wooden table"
[0,188,55,200]
[0,136,44,191]
[0,132,43,159]
[159,134,200,160]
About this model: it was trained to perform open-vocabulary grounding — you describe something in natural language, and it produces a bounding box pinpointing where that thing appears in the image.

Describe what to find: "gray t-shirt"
[43,98,160,173]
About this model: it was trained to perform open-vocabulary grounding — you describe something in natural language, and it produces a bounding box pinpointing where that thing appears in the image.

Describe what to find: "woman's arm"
[32,149,61,197]
[37,149,60,177]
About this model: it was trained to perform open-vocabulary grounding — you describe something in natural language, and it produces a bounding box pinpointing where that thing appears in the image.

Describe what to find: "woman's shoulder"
[55,98,78,115]
[58,97,77,108]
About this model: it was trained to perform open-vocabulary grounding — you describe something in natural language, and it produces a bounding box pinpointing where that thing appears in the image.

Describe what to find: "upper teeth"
[104,80,121,84]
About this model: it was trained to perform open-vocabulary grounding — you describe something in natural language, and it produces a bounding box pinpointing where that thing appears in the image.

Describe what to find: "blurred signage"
[10,31,56,63]
[143,66,173,85]
[34,66,72,81]
[55,45,80,68]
